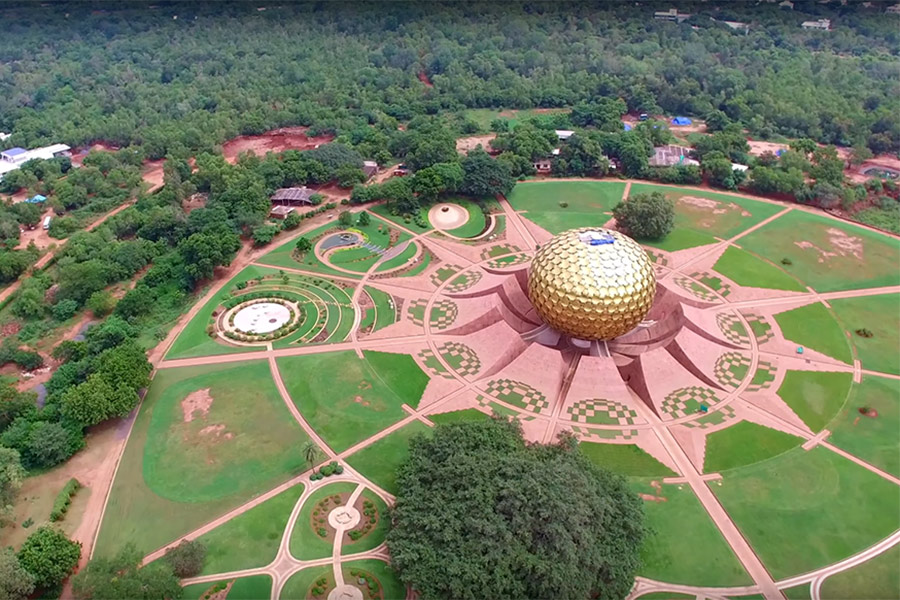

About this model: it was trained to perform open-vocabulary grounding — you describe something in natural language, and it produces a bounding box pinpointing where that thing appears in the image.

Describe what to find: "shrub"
[22,517,33,528]
[164,539,207,578]
[236,281,248,290]
[49,478,81,522]
[781,257,792,266]
[317,528,327,538]
[558,201,568,208]
[52,299,79,321]
[612,191,675,241]
[855,328,874,338]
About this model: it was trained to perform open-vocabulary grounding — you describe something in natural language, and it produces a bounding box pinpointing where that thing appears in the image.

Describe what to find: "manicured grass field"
[782,584,812,600]
[445,198,487,238]
[507,180,625,235]
[776,370,852,432]
[640,227,718,253]
[712,247,805,292]
[774,302,852,364]
[579,442,676,477]
[279,565,332,600]
[363,286,395,332]
[195,483,303,575]
[257,222,359,278]
[277,351,429,453]
[829,293,900,376]
[703,421,802,473]
[827,375,899,477]
[346,421,433,494]
[182,575,272,600]
[820,544,899,600]
[343,488,390,555]
[95,361,312,557]
[428,408,491,425]
[737,209,900,292]
[369,203,432,233]
[166,265,273,360]
[627,183,784,240]
[343,559,406,600]
[376,240,418,272]
[290,482,358,560]
[634,480,752,586]
[714,446,900,579]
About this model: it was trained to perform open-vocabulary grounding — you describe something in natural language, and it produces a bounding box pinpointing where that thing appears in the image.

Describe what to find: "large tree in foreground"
[72,545,182,600]
[612,191,675,241]
[387,417,645,600]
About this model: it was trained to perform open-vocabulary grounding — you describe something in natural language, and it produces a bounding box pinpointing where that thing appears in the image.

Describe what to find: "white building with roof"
[886,4,900,14]
[0,143,71,181]
[801,18,831,29]
[555,130,575,141]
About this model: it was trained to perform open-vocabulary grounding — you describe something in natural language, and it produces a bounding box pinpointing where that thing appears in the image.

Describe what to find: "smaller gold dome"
[528,228,656,340]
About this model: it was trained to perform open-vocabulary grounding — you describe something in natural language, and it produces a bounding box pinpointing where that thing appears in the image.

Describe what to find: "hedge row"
[50,478,81,522]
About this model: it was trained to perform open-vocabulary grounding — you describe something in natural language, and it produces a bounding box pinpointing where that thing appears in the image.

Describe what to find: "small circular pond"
[233,302,292,334]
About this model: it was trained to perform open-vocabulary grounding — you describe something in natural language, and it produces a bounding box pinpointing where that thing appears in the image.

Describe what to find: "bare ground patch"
[794,228,863,263]
[182,388,214,422]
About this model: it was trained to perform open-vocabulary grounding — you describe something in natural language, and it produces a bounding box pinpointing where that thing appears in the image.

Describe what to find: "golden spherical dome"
[528,228,656,340]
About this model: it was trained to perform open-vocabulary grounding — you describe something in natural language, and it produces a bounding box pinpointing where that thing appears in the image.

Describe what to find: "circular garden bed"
[217,291,306,343]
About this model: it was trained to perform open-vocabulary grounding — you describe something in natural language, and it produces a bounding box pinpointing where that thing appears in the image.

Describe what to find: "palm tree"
[302,441,322,475]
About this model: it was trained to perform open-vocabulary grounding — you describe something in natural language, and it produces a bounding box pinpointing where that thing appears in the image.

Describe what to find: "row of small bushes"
[223,290,298,310]
[311,460,344,480]
[50,478,81,522]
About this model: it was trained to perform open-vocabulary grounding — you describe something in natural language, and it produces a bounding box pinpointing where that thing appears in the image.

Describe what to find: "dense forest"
[0,1,898,156]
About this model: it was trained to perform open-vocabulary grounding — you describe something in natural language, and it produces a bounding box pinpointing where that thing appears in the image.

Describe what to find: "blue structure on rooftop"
[671,116,692,126]
[2,147,27,157]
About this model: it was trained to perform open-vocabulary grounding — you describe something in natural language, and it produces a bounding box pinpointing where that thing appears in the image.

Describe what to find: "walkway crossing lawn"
[194,484,303,575]
[712,247,805,292]
[290,482,358,560]
[820,544,900,600]
[343,489,389,555]
[361,286,395,333]
[376,240,418,272]
[277,351,429,453]
[343,559,406,600]
[95,361,313,558]
[346,421,433,495]
[579,442,677,478]
[827,376,900,477]
[166,265,274,359]
[369,203,432,233]
[774,302,852,364]
[257,222,357,278]
[507,180,625,234]
[633,480,752,587]
[182,575,272,600]
[703,421,803,473]
[829,294,900,376]
[713,446,900,580]
[736,210,900,293]
[637,593,694,599]
[627,183,784,240]
[280,565,332,600]
[776,370,852,433]
[444,199,487,238]
[328,245,381,273]
[428,408,491,425]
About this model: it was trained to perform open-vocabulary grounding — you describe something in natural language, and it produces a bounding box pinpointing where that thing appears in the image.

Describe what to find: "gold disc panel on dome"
[527,228,656,340]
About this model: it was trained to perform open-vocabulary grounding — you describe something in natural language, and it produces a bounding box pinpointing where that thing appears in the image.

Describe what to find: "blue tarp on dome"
[623,123,632,131]
[671,116,692,126]
[26,194,46,203]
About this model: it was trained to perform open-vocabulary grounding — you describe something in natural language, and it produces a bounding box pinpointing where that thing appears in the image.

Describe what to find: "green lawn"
[829,294,900,376]
[820,544,899,600]
[443,198,487,238]
[277,351,429,453]
[627,183,784,240]
[464,107,571,130]
[369,203,432,233]
[166,265,274,359]
[376,240,418,272]
[737,209,900,292]
[782,584,812,600]
[346,421,433,495]
[94,361,312,558]
[507,180,625,235]
[363,286,396,333]
[428,409,491,425]
[290,482,358,560]
[703,421,803,473]
[280,565,332,600]
[182,575,272,600]
[634,480,752,586]
[194,483,303,575]
[827,375,900,477]
[774,302,852,364]
[579,443,676,478]
[257,222,359,278]
[776,370,852,432]
[641,227,718,253]
[342,559,406,600]
[714,446,900,579]
[712,247,805,291]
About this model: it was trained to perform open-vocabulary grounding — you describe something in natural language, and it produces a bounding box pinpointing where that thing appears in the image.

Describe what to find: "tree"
[460,149,514,197]
[357,211,370,227]
[163,540,206,578]
[387,418,644,600]
[335,165,366,188]
[86,290,116,318]
[302,440,322,474]
[282,211,302,230]
[0,447,25,519]
[0,548,35,600]
[251,224,279,247]
[612,192,675,241]
[17,526,81,590]
[72,545,182,600]
[177,230,241,287]
[295,237,312,254]
[338,210,354,228]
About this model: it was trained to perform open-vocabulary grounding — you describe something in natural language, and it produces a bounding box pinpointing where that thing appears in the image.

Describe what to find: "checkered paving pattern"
[714,352,752,389]
[689,271,733,298]
[646,250,669,267]
[446,270,483,293]
[746,359,777,392]
[429,300,458,330]
[406,299,428,326]
[567,398,640,426]
[487,253,531,269]
[660,386,720,420]
[570,425,638,441]
[716,312,751,346]
[430,264,462,286]
[484,378,550,414]
[480,244,522,261]
[416,349,454,380]
[742,312,775,345]
[674,276,719,302]
[438,341,481,377]
[683,405,737,429]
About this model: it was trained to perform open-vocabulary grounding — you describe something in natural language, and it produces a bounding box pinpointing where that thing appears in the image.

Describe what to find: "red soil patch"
[456,134,496,154]
[182,388,214,422]
[417,71,434,88]
[747,140,790,157]
[640,480,668,503]
[221,127,334,163]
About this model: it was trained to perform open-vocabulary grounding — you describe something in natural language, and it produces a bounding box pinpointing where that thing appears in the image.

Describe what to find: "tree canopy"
[72,545,182,600]
[387,417,646,600]
[613,191,676,241]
